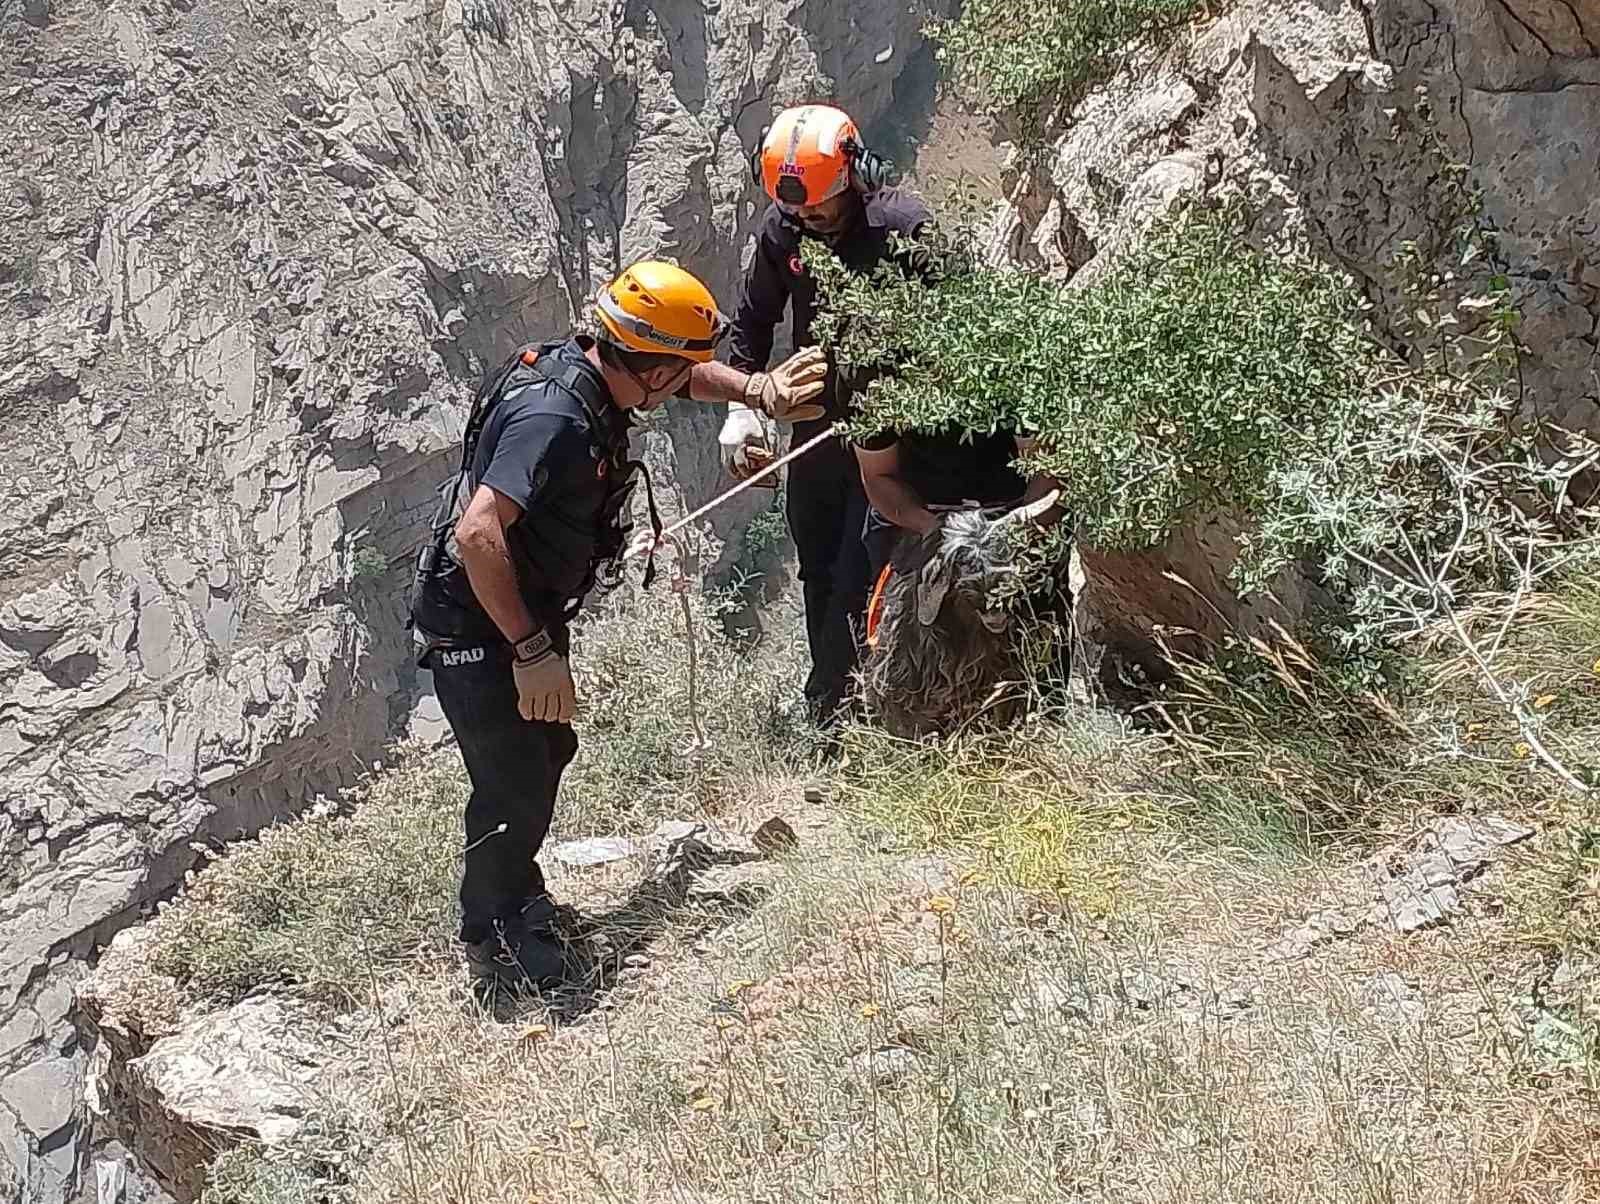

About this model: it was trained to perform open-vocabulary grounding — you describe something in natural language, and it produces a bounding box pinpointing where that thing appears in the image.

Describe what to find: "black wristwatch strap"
[513,629,554,664]
[742,373,771,416]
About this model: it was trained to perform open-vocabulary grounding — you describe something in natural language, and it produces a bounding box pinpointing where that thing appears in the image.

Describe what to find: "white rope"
[657,529,710,754]
[624,423,838,559]
[627,421,837,755]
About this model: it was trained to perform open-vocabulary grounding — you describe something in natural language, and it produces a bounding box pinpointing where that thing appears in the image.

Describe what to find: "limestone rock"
[685,862,776,908]
[1002,979,1095,1027]
[652,820,709,848]
[81,986,329,1204]
[1264,814,1536,956]
[0,1058,78,1143]
[1363,971,1426,1024]
[845,1046,924,1089]
[1379,815,1535,933]
[551,837,639,868]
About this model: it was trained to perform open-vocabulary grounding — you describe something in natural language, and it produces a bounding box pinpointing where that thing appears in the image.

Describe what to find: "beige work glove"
[744,345,828,423]
[719,402,771,481]
[513,648,575,724]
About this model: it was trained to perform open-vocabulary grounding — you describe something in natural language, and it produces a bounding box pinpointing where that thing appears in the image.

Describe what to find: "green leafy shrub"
[927,0,1209,138]
[811,201,1380,568]
[810,196,1599,673]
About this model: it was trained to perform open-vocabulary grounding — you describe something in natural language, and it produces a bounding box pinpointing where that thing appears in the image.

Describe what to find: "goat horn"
[995,489,1061,528]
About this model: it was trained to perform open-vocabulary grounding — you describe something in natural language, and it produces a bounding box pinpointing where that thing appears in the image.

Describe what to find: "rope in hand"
[623,423,838,756]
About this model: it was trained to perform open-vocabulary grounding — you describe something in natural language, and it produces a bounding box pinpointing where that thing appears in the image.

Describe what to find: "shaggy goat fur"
[861,503,1072,738]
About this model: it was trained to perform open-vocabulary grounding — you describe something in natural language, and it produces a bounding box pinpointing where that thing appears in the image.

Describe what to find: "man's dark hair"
[597,338,689,377]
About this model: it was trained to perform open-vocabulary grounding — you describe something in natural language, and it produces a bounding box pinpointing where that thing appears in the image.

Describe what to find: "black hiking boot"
[464,897,568,997]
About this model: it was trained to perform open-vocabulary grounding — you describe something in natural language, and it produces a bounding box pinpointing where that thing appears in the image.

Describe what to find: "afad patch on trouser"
[433,645,487,668]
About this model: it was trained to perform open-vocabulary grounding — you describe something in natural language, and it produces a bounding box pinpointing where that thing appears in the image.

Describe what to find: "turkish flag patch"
[788,253,804,276]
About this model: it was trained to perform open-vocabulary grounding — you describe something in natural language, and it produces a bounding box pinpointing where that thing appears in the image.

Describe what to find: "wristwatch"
[513,629,554,664]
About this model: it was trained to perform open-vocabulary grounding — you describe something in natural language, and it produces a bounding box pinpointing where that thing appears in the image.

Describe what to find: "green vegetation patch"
[928,0,1212,137]
[149,750,463,1005]
[811,203,1381,568]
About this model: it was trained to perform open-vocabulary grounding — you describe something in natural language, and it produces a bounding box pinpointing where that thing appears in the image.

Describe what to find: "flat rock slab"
[90,993,332,1200]
[652,820,708,846]
[0,1054,79,1141]
[1383,878,1461,933]
[1435,815,1535,867]
[1265,814,1537,957]
[685,863,776,908]
[550,837,638,868]
[133,995,324,1145]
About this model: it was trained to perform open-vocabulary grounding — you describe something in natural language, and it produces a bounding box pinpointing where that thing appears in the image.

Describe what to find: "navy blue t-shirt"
[467,337,630,620]
[857,426,1029,512]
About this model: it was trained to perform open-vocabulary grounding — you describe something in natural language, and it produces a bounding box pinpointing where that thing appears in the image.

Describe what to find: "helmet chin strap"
[615,357,686,411]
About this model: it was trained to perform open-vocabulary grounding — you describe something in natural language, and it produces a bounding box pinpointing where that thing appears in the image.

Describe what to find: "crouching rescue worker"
[693,102,936,729]
[409,260,729,995]
[855,425,1072,673]
[855,429,1063,583]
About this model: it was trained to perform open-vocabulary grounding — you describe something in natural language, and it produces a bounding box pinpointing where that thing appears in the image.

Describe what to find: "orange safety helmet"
[594,260,728,364]
[752,103,891,208]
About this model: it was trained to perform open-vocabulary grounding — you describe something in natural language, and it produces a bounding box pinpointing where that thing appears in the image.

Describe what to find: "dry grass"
[142,578,809,1011]
[835,709,1168,911]
[131,580,1600,1204]
[207,805,1600,1204]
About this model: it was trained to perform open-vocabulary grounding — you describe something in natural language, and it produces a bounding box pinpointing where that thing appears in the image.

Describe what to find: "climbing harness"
[410,341,667,650]
[413,346,842,752]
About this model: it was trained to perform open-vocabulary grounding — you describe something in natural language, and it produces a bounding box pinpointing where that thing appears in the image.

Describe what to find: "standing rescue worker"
[690,103,935,728]
[410,261,762,995]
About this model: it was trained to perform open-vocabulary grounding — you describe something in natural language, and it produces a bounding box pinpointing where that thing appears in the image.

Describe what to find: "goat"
[860,491,1071,738]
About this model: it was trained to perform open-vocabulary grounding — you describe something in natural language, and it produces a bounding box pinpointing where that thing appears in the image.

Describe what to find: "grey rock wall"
[0,1,949,1199]
[990,0,1599,669]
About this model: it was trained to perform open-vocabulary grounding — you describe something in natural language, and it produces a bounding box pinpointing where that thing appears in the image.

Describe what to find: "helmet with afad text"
[751,103,893,208]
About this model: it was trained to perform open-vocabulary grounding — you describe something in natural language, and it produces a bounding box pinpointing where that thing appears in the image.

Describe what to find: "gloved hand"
[744,346,828,423]
[514,650,576,724]
[718,402,771,481]
[626,528,662,561]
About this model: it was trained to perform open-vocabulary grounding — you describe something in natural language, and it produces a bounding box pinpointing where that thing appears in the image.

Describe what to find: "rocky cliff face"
[0,2,948,1199]
[993,0,1600,668]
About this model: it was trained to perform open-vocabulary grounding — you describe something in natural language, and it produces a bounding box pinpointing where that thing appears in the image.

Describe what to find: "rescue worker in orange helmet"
[685,103,938,730]
[410,261,759,996]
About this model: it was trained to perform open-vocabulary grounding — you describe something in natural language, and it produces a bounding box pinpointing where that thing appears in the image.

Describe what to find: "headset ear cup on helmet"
[848,141,893,193]
[750,124,771,187]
